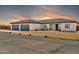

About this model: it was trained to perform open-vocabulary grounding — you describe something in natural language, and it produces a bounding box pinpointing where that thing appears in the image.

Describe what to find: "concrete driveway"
[0,32,79,54]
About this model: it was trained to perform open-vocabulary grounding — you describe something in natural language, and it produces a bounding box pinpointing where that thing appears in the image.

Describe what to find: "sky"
[0,5,79,25]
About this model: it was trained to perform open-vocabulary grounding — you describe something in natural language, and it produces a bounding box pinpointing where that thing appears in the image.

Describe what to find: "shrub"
[19,33,21,35]
[29,34,31,36]
[44,35,48,38]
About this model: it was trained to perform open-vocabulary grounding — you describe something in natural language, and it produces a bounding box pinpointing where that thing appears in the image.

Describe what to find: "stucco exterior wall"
[50,24,61,30]
[41,24,50,30]
[58,24,61,30]
[29,23,41,31]
[11,23,41,31]
[46,24,50,30]
[11,22,77,32]
[50,24,55,30]
[60,23,77,31]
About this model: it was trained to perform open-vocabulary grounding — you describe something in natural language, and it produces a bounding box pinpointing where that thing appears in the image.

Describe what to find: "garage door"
[12,25,19,30]
[21,25,29,31]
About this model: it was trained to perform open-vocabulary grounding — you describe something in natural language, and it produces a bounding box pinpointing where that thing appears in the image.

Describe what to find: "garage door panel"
[21,25,29,31]
[12,25,19,30]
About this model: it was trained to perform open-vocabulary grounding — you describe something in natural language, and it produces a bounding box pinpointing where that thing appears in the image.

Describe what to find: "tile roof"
[11,18,77,24]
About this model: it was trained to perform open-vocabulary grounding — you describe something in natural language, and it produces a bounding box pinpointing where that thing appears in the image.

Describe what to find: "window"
[41,24,48,30]
[65,24,70,28]
[43,25,47,28]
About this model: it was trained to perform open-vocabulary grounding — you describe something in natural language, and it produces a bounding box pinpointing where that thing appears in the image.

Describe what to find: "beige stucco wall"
[11,22,77,32]
[50,24,61,30]
[41,24,50,30]
[60,23,77,31]
[50,24,55,30]
[29,23,41,31]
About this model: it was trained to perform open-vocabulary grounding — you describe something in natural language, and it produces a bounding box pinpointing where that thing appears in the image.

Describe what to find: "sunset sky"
[0,5,79,25]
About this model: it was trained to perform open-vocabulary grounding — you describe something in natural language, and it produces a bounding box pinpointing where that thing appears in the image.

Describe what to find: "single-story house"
[11,18,77,31]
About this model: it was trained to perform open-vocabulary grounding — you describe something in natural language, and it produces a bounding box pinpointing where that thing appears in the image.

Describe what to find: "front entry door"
[55,24,58,30]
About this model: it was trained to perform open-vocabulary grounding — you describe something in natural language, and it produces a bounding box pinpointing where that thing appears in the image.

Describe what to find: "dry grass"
[12,31,79,40]
[1,29,79,40]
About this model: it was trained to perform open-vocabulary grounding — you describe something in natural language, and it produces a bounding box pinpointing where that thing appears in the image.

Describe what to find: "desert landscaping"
[11,31,79,40]
[0,30,79,53]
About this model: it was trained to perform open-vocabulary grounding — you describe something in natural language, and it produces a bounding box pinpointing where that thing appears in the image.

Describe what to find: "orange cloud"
[37,5,73,20]
[0,19,12,25]
[15,16,30,20]
[10,5,74,21]
[10,14,31,21]
[47,13,73,20]
[32,13,73,20]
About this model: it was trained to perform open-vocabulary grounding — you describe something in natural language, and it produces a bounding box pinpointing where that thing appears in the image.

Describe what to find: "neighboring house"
[0,25,11,30]
[11,18,77,31]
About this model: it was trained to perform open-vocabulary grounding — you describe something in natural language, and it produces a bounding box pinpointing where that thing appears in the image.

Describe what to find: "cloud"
[10,5,74,21]
[36,5,73,20]
[10,14,31,21]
